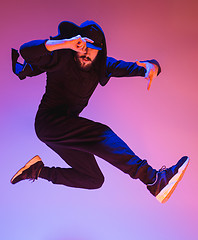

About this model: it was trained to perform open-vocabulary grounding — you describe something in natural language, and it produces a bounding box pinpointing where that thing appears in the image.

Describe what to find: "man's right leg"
[39,147,105,189]
[10,148,104,189]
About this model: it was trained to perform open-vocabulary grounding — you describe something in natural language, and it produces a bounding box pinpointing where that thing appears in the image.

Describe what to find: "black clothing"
[15,39,160,188]
[19,39,160,114]
[36,110,156,188]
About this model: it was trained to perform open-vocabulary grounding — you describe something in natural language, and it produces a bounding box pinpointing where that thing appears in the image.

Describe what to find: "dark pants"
[35,108,156,189]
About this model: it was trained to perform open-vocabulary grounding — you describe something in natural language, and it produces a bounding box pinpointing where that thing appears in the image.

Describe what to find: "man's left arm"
[106,57,161,90]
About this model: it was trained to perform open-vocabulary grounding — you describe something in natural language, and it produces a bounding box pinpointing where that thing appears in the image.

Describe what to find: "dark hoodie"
[12,21,161,115]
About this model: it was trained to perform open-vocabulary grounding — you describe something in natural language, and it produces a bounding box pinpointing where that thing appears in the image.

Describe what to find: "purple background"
[1,0,198,239]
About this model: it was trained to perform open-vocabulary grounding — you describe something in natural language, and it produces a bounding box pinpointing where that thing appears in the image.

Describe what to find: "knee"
[89,174,105,189]
[35,125,50,143]
[35,129,46,142]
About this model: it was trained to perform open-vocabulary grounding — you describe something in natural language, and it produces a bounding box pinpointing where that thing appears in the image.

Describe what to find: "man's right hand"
[45,35,94,53]
[67,35,94,54]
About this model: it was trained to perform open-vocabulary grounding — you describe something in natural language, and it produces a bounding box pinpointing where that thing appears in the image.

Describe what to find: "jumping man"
[11,20,189,203]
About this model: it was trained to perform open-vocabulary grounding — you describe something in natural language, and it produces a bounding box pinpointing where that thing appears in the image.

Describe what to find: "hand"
[136,60,158,90]
[67,35,94,54]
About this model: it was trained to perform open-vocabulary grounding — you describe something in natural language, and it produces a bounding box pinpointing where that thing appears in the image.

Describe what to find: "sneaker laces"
[28,167,43,183]
[159,165,167,172]
[147,165,167,186]
[29,178,36,183]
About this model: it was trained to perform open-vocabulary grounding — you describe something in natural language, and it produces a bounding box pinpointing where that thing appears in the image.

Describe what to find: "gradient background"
[1,0,198,239]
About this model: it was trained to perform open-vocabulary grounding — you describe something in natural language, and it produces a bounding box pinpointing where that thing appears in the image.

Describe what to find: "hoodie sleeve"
[19,39,59,72]
[106,56,161,79]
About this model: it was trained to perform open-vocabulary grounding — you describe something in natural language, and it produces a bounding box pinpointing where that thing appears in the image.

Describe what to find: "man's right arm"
[12,35,93,79]
[12,39,61,79]
[45,35,93,53]
[19,35,93,66]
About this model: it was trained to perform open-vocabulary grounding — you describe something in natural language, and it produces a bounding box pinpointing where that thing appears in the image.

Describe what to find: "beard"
[74,53,95,72]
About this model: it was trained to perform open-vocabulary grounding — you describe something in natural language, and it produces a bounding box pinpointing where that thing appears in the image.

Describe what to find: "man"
[11,20,189,203]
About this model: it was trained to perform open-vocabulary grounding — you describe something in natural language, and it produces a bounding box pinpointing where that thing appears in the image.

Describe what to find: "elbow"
[19,39,49,62]
[19,40,40,60]
[19,42,30,60]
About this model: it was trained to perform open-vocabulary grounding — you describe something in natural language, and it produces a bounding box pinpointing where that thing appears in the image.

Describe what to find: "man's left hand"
[136,60,159,90]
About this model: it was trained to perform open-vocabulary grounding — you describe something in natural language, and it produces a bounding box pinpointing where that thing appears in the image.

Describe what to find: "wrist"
[45,39,71,52]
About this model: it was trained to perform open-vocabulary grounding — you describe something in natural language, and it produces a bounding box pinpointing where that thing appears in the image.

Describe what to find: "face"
[75,47,99,71]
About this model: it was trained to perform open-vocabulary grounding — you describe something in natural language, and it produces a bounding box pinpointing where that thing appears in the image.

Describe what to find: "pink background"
[1,0,198,239]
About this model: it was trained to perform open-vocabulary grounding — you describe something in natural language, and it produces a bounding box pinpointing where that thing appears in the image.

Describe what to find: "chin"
[78,61,93,71]
[82,64,92,71]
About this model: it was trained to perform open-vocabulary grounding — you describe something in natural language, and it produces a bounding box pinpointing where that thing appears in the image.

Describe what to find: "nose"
[84,47,89,54]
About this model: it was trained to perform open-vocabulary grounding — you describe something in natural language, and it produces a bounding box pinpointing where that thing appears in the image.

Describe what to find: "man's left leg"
[82,126,189,204]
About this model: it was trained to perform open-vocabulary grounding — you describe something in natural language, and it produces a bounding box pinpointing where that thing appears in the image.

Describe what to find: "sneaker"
[147,156,189,203]
[10,155,44,184]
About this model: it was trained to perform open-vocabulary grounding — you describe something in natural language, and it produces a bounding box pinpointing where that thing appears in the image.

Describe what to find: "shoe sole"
[156,157,190,203]
[10,155,41,184]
